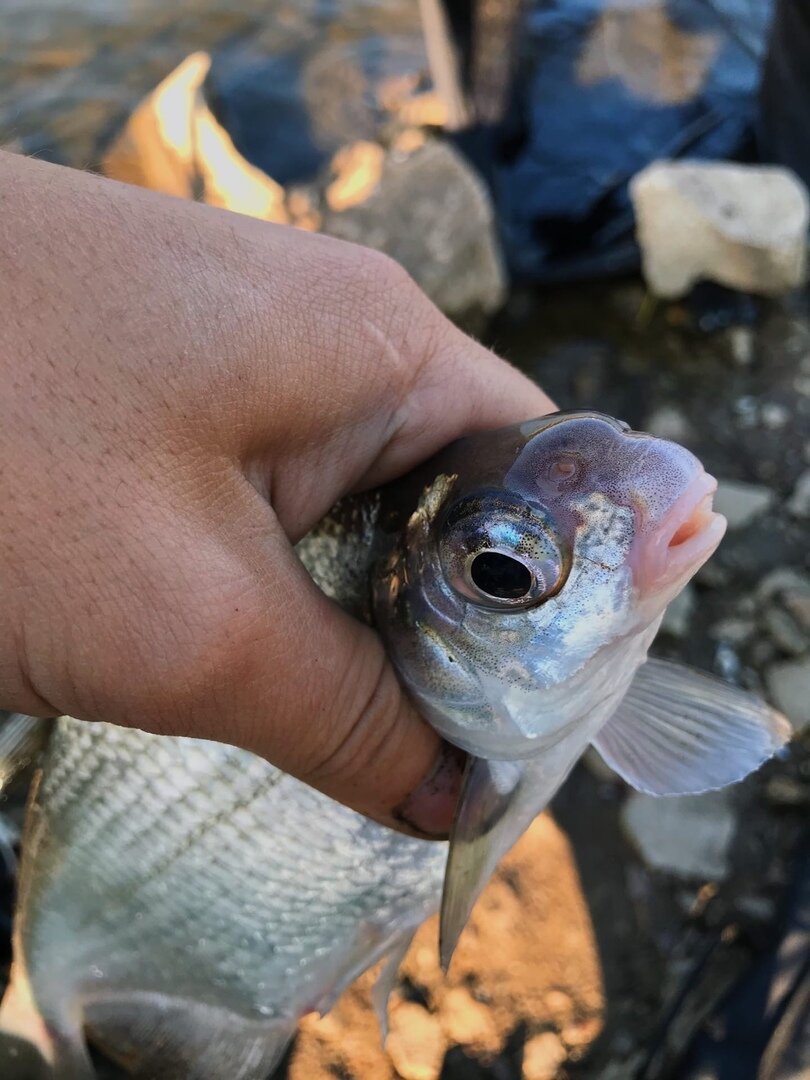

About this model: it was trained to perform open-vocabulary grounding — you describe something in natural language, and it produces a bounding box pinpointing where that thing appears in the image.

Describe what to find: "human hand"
[0,152,553,835]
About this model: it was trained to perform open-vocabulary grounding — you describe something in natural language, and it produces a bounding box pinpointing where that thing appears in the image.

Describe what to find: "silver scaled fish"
[0,412,791,1079]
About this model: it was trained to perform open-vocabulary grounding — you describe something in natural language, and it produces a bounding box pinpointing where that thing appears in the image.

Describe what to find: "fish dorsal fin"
[592,659,792,796]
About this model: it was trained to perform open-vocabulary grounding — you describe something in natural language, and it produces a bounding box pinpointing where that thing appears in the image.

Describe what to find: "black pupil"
[470,552,533,600]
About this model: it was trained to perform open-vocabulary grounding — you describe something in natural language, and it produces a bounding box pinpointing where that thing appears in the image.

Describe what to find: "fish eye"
[469,551,533,600]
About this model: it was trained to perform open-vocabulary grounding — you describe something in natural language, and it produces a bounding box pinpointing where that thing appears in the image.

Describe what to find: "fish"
[0,411,791,1080]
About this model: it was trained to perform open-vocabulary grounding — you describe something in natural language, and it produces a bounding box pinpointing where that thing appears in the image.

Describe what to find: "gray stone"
[763,607,807,657]
[322,139,506,323]
[713,479,775,529]
[630,161,809,299]
[622,790,736,880]
[787,469,810,519]
[766,656,810,730]
[661,583,695,638]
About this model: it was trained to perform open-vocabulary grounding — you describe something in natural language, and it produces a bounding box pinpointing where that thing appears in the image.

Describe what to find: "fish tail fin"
[84,993,295,1080]
[0,962,94,1079]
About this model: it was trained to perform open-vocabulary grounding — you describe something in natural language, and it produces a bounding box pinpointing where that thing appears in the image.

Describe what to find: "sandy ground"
[287,815,603,1080]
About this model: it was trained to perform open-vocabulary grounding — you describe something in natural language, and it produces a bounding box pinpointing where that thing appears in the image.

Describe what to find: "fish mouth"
[632,470,726,592]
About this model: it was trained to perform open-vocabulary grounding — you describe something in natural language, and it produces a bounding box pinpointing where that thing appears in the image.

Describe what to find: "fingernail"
[392,742,467,839]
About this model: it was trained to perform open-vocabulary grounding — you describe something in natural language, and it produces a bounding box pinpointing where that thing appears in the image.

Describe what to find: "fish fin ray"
[593,659,792,796]
[84,991,294,1080]
[370,930,416,1043]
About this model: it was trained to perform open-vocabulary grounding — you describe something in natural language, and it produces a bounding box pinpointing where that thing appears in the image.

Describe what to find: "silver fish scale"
[21,717,447,1028]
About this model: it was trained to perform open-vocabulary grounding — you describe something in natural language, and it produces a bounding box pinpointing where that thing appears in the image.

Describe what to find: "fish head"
[375,411,725,761]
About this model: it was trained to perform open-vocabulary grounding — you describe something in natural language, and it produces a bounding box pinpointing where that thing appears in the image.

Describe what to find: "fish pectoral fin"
[440,728,593,972]
[370,929,417,1044]
[593,658,793,796]
[84,991,295,1080]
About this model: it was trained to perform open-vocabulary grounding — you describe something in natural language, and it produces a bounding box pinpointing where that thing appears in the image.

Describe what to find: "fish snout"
[630,465,726,593]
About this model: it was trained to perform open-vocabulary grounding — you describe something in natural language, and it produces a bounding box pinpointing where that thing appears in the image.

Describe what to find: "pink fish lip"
[631,470,727,593]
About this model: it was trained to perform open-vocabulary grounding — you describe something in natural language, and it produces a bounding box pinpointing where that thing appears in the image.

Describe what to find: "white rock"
[787,469,810,519]
[766,656,810,730]
[631,160,810,299]
[713,479,774,529]
[622,790,736,880]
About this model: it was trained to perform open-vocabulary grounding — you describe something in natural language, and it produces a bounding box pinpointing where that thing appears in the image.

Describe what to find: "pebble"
[761,402,790,429]
[763,607,807,656]
[439,986,498,1049]
[522,1032,567,1080]
[787,469,810,518]
[630,161,810,298]
[728,326,755,367]
[621,790,737,880]
[661,583,695,637]
[386,1002,446,1080]
[765,774,810,806]
[713,479,775,529]
[766,656,810,730]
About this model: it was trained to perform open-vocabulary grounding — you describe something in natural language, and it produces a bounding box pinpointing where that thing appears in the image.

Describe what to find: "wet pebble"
[661,583,695,638]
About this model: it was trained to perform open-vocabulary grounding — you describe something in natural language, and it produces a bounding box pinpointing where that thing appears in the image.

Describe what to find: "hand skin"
[0,151,554,837]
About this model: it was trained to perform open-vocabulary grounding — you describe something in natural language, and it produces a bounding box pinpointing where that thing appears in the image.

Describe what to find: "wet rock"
[387,1002,446,1080]
[631,161,810,299]
[522,1031,567,1080]
[661,583,695,638]
[621,790,736,880]
[766,656,810,730]
[713,479,775,529]
[787,469,810,518]
[322,139,506,323]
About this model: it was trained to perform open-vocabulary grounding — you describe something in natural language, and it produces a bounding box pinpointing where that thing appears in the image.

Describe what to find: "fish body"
[0,412,790,1079]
